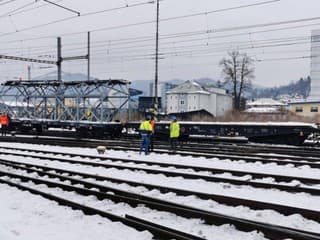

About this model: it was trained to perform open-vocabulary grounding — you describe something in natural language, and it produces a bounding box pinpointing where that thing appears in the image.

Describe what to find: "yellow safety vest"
[170,122,180,138]
[139,120,152,132]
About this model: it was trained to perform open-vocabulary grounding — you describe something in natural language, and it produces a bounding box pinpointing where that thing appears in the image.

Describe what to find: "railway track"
[1,145,320,195]
[1,137,320,239]
[0,177,202,240]
[4,134,320,158]
[0,159,319,240]
[2,135,320,168]
[0,157,319,222]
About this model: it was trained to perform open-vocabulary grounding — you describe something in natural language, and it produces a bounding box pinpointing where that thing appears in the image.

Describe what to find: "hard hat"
[170,116,176,121]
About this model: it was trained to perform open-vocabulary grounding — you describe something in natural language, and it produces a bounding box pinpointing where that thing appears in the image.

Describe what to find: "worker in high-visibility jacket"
[0,113,10,136]
[139,116,153,155]
[169,116,180,151]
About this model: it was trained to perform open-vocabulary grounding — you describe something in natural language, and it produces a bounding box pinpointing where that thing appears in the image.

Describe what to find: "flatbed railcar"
[8,118,123,139]
[7,118,320,145]
[126,121,320,146]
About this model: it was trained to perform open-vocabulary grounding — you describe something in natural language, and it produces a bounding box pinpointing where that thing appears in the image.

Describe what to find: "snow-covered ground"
[0,142,319,239]
[0,183,152,240]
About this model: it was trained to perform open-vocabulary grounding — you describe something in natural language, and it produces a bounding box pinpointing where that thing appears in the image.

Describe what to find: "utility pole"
[27,65,31,80]
[154,0,160,119]
[57,37,62,81]
[87,31,90,81]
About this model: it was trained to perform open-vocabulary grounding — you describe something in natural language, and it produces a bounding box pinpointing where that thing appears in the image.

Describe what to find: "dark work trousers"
[149,133,154,152]
[140,134,150,155]
[1,125,8,136]
[170,137,178,151]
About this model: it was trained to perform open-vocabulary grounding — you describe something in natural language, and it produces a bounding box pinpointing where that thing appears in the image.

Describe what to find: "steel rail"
[97,138,320,160]
[0,167,319,240]
[1,146,320,186]
[0,149,319,195]
[0,177,204,240]
[3,134,320,159]
[0,159,319,222]
[2,137,320,168]
[16,130,320,154]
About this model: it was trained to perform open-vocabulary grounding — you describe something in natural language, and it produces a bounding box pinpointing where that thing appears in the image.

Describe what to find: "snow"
[0,142,320,239]
[137,120,318,128]
[0,183,152,240]
[244,107,280,113]
[0,178,267,240]
[246,98,287,107]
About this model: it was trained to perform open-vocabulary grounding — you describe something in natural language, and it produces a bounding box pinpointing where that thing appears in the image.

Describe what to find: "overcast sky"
[0,0,320,87]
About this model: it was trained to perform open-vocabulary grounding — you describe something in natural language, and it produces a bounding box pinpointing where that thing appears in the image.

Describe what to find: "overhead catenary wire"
[42,0,80,16]
[1,33,314,59]
[0,0,318,81]
[1,20,320,57]
[0,0,281,38]
[0,0,39,18]
[2,32,318,61]
[0,0,18,7]
[6,0,64,17]
[0,0,158,38]
[1,38,316,73]
[1,36,318,66]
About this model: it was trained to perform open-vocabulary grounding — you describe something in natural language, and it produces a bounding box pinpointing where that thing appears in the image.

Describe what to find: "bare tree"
[220,51,254,110]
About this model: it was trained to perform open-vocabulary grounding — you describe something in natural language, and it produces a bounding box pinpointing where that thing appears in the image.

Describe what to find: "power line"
[2,14,320,47]
[2,32,318,60]
[0,0,39,18]
[9,0,64,16]
[0,0,156,38]
[1,32,313,58]
[157,0,281,23]
[0,0,18,7]
[0,14,315,54]
[4,37,315,66]
[42,0,80,16]
[256,55,313,62]
[2,1,319,79]
[0,0,280,38]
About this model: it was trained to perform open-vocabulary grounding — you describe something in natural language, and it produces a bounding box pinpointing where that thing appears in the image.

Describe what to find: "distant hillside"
[32,72,312,99]
[33,71,95,81]
[191,77,311,100]
[249,77,311,99]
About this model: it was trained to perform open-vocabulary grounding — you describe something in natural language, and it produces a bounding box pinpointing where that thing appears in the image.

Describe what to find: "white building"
[310,29,320,101]
[166,80,233,117]
[245,98,287,113]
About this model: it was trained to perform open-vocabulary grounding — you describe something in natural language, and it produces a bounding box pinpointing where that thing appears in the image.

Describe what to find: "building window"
[311,106,318,112]
[180,100,184,105]
[295,107,303,112]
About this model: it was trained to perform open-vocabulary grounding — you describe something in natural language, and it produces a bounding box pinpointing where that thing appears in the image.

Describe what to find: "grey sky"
[0,0,320,87]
